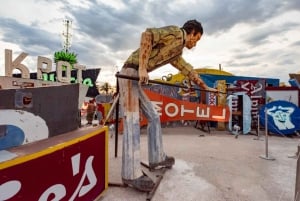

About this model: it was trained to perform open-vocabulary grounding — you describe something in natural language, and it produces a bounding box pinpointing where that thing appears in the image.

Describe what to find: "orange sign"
[142,89,230,123]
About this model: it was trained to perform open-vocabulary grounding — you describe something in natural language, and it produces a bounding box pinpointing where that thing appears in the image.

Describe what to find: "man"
[118,19,217,192]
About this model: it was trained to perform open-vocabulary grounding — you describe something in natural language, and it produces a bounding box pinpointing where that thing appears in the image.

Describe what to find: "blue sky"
[0,0,300,85]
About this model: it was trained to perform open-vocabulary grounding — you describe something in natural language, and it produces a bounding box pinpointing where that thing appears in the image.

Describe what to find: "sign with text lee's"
[5,49,100,97]
[0,127,108,201]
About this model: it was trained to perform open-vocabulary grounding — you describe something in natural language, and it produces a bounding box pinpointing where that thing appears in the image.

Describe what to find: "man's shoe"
[149,155,175,169]
[122,175,154,192]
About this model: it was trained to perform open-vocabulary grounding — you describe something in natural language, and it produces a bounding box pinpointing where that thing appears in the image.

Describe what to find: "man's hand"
[139,68,149,84]
[206,87,218,93]
[188,71,219,93]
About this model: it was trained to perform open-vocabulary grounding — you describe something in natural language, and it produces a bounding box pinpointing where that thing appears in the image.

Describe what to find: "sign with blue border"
[259,100,300,135]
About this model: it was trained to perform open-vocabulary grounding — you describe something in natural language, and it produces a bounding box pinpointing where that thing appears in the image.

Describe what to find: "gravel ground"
[99,126,299,201]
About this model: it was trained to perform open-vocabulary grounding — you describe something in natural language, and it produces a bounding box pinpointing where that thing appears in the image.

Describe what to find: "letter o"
[165,103,178,117]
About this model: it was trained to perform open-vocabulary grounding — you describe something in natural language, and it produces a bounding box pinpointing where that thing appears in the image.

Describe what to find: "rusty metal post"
[295,145,300,201]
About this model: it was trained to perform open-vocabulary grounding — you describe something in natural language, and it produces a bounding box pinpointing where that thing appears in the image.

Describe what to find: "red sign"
[0,128,108,201]
[143,89,230,123]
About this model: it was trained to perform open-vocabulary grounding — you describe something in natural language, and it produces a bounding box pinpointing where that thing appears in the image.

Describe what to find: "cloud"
[285,0,300,10]
[0,17,60,55]
[291,40,300,47]
[243,22,299,47]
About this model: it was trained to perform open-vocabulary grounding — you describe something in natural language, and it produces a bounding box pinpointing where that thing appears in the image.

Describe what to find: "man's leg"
[138,87,174,168]
[118,68,154,192]
[119,70,142,180]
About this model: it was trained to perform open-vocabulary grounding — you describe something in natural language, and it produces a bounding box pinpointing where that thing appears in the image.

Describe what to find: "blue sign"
[259,100,300,135]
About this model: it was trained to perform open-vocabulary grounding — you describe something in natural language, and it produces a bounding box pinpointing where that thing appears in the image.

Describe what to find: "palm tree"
[99,82,112,95]
[98,82,114,102]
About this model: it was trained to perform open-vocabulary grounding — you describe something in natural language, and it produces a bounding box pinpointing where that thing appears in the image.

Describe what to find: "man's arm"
[171,56,217,92]
[139,31,152,84]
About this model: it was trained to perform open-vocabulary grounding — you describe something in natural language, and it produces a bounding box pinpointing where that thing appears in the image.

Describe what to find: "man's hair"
[182,19,203,35]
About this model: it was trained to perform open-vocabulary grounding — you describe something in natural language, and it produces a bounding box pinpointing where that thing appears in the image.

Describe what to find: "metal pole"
[260,108,275,160]
[114,73,120,158]
[265,110,269,157]
[254,114,263,141]
[115,73,226,94]
[295,145,300,201]
[257,114,260,139]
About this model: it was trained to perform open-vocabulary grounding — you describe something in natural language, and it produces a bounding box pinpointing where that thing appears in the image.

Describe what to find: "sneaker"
[149,155,175,169]
[122,175,154,192]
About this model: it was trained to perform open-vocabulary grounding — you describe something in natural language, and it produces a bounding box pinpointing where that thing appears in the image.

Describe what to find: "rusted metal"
[108,182,127,188]
[146,168,167,201]
[108,162,168,201]
[140,162,168,201]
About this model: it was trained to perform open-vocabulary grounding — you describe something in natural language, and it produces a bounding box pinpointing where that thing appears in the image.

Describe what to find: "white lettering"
[4,49,85,84]
[151,101,163,115]
[196,107,210,118]
[38,184,66,201]
[251,83,262,94]
[212,108,226,120]
[69,155,97,200]
[0,180,21,200]
[74,64,86,84]
[1,153,98,200]
[56,61,72,83]
[165,103,179,117]
[180,105,194,116]
[240,82,250,91]
[5,49,30,78]
[37,56,52,80]
[252,99,259,107]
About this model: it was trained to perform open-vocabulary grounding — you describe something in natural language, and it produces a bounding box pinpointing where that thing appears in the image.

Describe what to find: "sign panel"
[143,89,230,123]
[13,68,100,97]
[0,128,108,200]
[228,80,266,128]
[259,100,300,135]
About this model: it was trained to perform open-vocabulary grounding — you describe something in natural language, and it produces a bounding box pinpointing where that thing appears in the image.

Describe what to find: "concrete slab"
[99,126,298,201]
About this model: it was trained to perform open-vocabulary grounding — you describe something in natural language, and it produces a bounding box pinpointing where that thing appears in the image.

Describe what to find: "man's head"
[182,19,203,49]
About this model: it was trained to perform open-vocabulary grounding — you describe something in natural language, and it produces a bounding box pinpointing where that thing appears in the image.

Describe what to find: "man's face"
[186,32,202,49]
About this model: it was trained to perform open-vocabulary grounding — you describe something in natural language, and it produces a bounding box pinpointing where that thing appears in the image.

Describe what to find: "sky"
[0,0,300,86]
